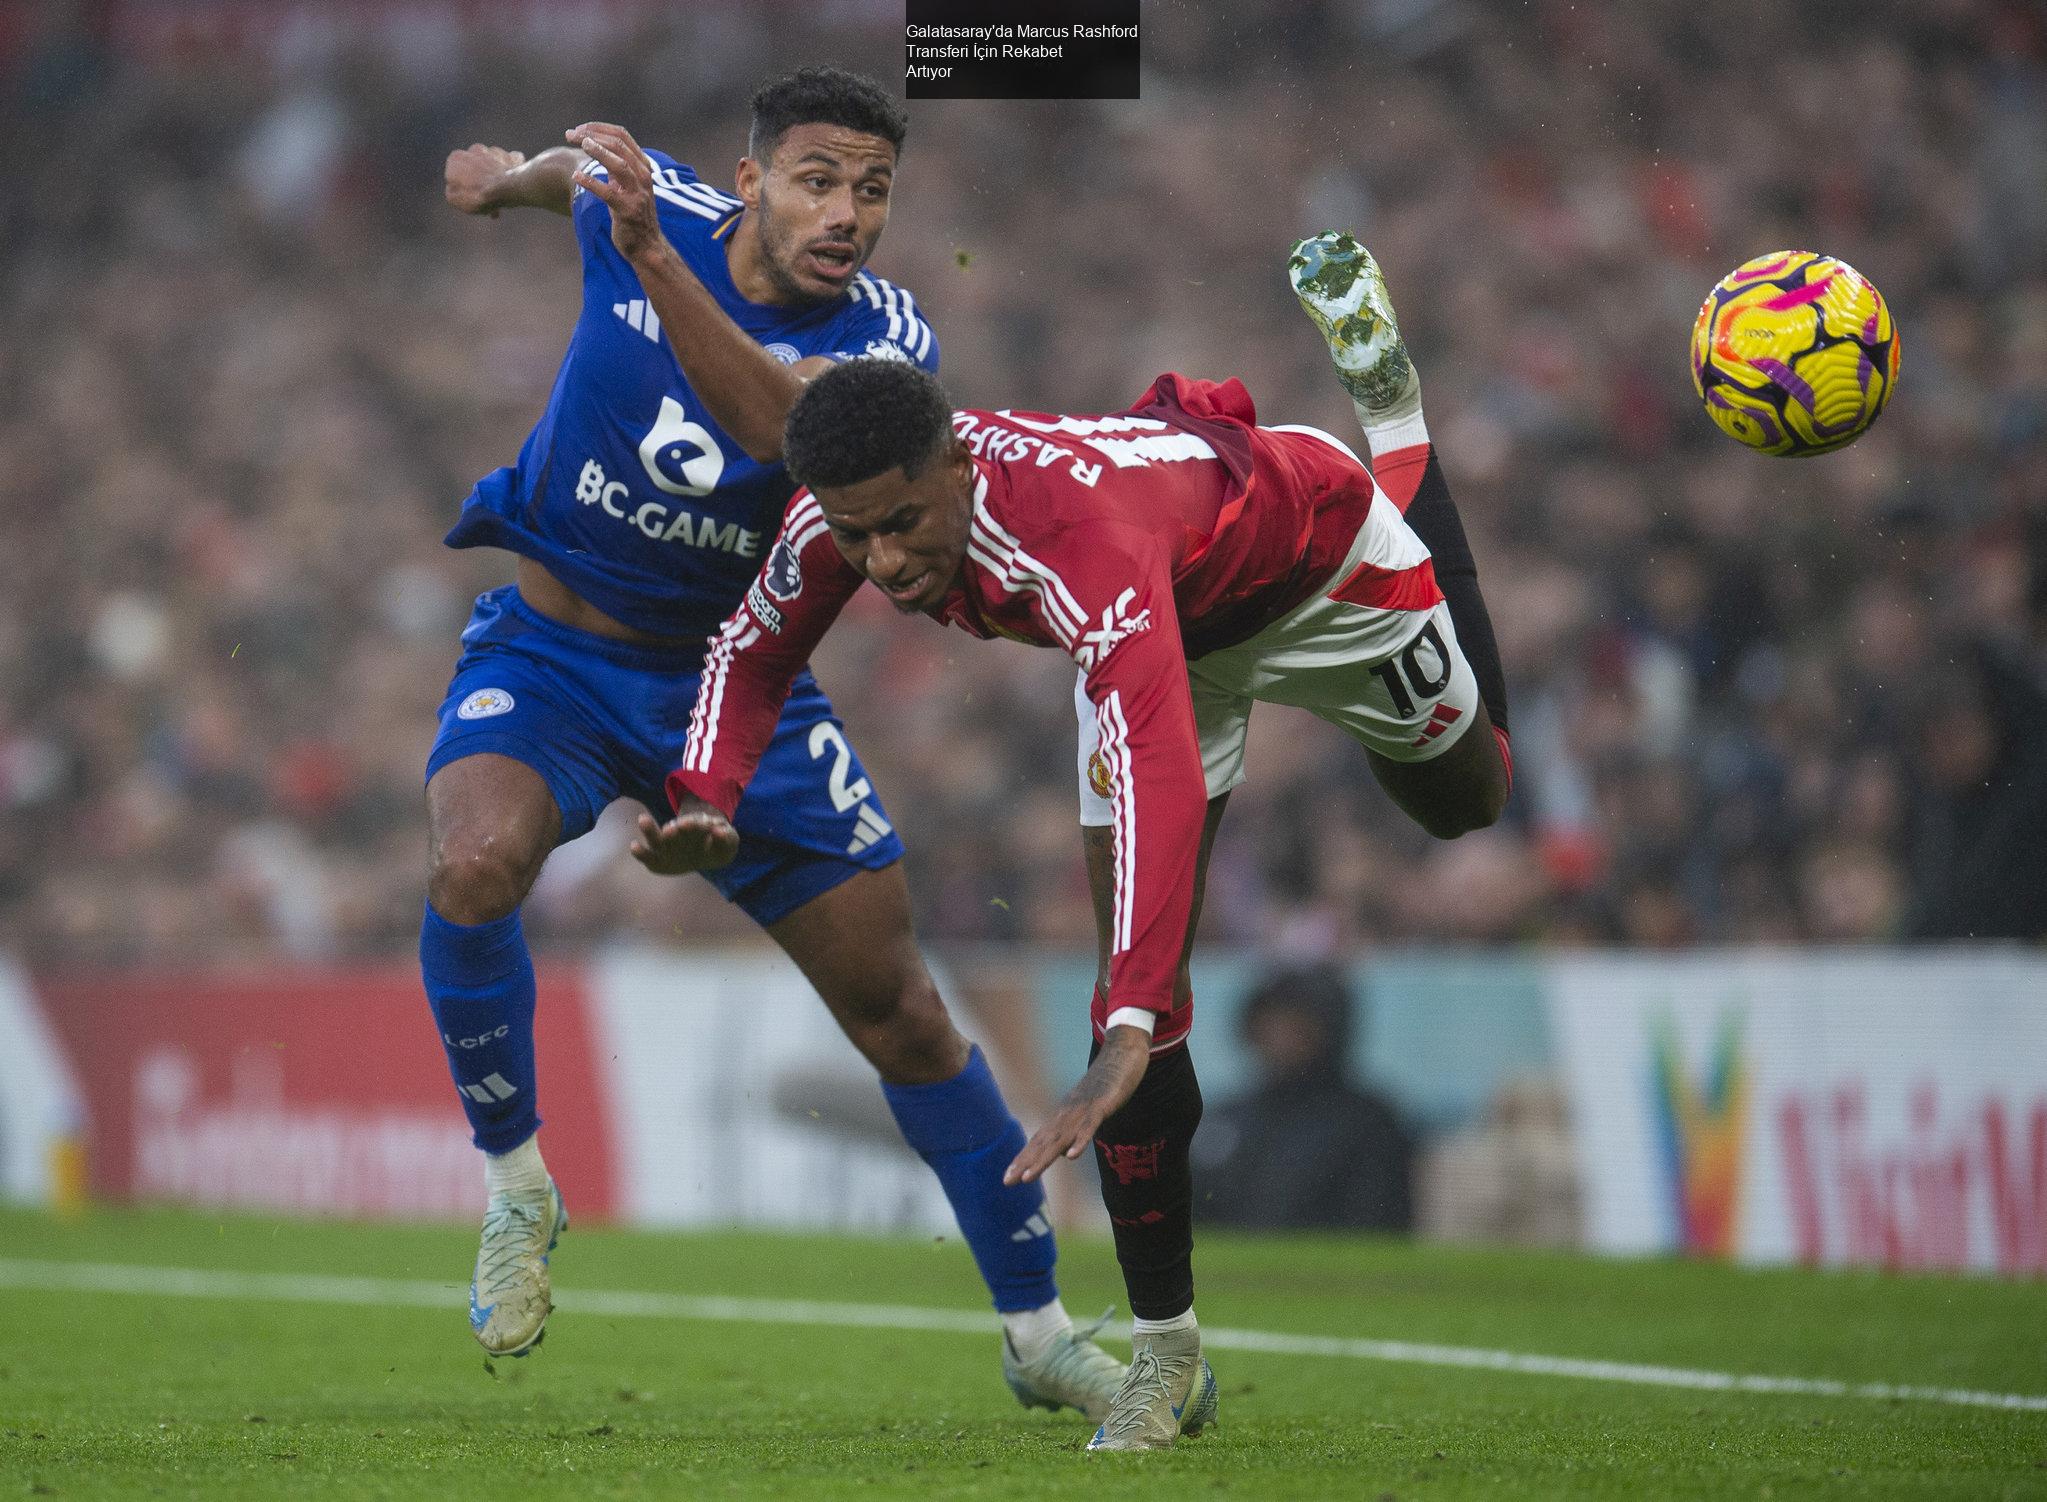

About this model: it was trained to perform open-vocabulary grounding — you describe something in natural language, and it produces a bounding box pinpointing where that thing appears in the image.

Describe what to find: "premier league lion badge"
[765,537,804,601]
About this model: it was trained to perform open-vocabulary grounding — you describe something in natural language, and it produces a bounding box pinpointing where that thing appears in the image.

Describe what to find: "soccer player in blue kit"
[425,67,1121,1419]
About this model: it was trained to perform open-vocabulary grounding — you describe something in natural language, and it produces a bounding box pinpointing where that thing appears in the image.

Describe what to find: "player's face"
[742,124,896,304]
[817,441,974,614]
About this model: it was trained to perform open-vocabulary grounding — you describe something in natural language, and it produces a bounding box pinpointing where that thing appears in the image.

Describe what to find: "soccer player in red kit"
[637,234,1513,1450]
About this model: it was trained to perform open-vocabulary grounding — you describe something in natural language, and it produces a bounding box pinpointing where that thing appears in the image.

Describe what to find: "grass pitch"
[1,1207,2042,1499]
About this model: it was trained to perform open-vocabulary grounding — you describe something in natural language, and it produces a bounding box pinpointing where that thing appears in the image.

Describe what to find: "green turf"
[1,1208,2043,1499]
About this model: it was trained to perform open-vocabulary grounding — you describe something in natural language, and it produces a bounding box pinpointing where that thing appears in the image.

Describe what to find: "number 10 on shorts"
[1369,620,1453,719]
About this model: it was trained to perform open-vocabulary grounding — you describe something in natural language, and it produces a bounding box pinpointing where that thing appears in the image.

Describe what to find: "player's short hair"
[783,359,954,492]
[749,67,908,162]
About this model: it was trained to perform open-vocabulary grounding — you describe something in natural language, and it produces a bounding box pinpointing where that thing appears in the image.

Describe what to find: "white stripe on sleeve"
[1096,690,1136,953]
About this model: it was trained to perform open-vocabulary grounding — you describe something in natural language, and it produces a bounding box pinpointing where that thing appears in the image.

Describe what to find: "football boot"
[1288,229,1419,414]
[1003,1305,1128,1422]
[1085,1323,1219,1453]
[469,1177,566,1357]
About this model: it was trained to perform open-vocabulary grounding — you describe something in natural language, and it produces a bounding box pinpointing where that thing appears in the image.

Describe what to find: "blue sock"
[883,1046,1058,1313]
[420,903,539,1154]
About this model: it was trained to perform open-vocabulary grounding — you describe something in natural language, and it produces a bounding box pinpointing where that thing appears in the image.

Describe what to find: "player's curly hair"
[783,358,954,491]
[749,66,908,162]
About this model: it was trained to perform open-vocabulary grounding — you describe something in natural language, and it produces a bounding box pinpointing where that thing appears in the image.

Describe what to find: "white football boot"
[468,1177,566,1357]
[1085,1324,1219,1453]
[1287,230,1420,416]
[1003,1307,1128,1422]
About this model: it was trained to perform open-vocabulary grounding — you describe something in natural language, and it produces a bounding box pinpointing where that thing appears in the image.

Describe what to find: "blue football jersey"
[445,148,940,641]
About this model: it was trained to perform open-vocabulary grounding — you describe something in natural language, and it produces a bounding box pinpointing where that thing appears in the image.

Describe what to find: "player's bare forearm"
[1003,1024,1150,1184]
[629,238,812,459]
[445,144,584,217]
[568,121,812,462]
[1081,823,1115,994]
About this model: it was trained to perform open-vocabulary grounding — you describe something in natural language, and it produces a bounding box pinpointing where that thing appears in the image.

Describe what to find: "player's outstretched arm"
[658,493,868,856]
[444,144,586,217]
[1004,1025,1150,1185]
[567,121,819,463]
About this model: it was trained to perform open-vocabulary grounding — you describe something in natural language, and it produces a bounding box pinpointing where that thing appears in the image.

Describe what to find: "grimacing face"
[816,441,976,614]
[739,123,896,304]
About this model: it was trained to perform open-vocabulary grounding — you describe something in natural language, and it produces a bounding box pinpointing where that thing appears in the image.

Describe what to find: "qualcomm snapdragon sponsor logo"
[1073,587,1153,670]
[457,688,516,720]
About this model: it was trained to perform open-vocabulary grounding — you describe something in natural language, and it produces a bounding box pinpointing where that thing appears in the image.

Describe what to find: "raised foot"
[1287,230,1414,411]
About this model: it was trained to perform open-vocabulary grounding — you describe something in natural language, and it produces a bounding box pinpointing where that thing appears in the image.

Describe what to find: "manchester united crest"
[1087,749,1112,799]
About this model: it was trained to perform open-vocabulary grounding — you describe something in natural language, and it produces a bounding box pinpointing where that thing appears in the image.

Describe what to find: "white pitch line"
[2,1258,2042,1415]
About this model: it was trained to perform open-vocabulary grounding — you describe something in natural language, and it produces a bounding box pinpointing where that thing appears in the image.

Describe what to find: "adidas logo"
[845,803,893,856]
[460,1073,519,1105]
[612,298,662,343]
[1010,1212,1052,1243]
[1409,701,1464,749]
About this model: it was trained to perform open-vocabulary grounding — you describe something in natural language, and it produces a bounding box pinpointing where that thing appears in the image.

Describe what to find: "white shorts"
[1077,427,1480,824]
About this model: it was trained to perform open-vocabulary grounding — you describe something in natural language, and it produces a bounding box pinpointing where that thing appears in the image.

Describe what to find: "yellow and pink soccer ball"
[1690,251,1901,456]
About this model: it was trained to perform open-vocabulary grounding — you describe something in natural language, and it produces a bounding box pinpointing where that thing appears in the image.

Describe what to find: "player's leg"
[1260,586,1510,839]
[1074,672,1236,1451]
[1077,800,1225,1453]
[762,862,1119,1419]
[1367,689,1509,839]
[1288,231,1514,836]
[421,591,621,1356]
[688,676,1123,1420]
[1290,229,1513,750]
[422,751,569,1358]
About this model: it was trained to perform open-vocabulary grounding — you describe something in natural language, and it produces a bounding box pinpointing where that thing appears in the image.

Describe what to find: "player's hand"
[444,143,526,217]
[1003,1025,1152,1185]
[566,121,665,264]
[629,798,741,875]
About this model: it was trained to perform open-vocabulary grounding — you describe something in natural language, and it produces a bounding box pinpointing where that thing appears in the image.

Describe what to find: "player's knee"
[1417,779,1507,840]
[841,970,968,1084]
[427,835,537,925]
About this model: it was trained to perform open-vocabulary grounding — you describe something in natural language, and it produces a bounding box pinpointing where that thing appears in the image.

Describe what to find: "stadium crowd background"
[3,0,2044,972]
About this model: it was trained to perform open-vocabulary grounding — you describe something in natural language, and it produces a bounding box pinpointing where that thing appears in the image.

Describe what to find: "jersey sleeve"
[571,149,737,267]
[667,491,864,816]
[1055,523,1207,1019]
[826,273,941,371]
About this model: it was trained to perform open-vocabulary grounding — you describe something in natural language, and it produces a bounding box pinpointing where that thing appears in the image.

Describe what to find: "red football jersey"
[672,374,1428,1016]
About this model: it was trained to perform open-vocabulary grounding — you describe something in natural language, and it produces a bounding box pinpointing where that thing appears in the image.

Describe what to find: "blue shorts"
[425,586,903,926]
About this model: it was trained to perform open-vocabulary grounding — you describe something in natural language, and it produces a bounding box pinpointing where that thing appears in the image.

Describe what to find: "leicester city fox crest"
[765,537,805,601]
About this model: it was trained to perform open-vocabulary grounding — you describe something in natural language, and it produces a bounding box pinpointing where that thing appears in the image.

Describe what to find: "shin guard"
[1091,1042,1204,1321]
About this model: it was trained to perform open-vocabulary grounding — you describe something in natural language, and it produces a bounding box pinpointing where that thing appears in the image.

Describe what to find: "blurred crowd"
[3,0,2044,968]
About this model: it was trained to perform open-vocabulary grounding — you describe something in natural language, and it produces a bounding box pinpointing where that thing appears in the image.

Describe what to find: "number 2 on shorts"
[808,722,873,813]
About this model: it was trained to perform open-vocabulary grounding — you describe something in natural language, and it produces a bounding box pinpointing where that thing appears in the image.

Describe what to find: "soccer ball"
[1689,251,1900,456]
